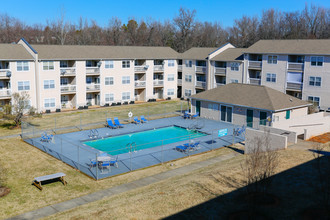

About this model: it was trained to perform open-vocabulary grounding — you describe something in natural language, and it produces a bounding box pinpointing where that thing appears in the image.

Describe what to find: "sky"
[0,0,329,28]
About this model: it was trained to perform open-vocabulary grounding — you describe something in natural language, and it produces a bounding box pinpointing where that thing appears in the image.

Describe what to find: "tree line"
[0,4,329,52]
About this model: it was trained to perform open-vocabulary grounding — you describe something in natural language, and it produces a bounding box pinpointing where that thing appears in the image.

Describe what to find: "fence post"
[54,117,56,132]
[212,130,214,151]
[61,138,63,155]
[77,145,80,171]
[161,140,163,164]
[33,125,35,138]
[96,152,98,180]
[80,115,82,130]
[181,102,183,115]
[130,144,132,171]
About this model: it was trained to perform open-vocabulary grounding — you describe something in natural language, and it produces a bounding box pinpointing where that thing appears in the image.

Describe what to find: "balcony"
[154,65,164,72]
[196,81,206,89]
[287,63,304,71]
[0,69,11,78]
[249,78,261,85]
[178,65,182,72]
[216,83,225,88]
[86,84,100,91]
[248,61,262,69]
[60,68,76,76]
[153,80,164,87]
[286,82,302,91]
[195,66,206,73]
[60,85,76,94]
[135,81,146,88]
[86,67,100,75]
[177,79,182,86]
[0,89,11,98]
[134,65,148,72]
[214,67,226,75]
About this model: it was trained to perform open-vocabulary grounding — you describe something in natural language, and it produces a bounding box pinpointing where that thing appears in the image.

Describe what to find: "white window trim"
[168,60,175,67]
[44,98,56,108]
[266,73,276,83]
[105,60,114,69]
[105,93,114,102]
[43,79,55,89]
[309,76,322,87]
[220,104,233,123]
[167,74,175,81]
[122,60,131,68]
[105,77,114,85]
[122,92,131,101]
[185,74,192,82]
[18,81,30,91]
[311,56,324,67]
[17,61,29,72]
[167,89,174,96]
[43,61,55,71]
[267,55,278,64]
[122,76,130,84]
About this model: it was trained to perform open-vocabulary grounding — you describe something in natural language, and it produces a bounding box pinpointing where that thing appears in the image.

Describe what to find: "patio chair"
[133,116,141,124]
[40,132,53,142]
[175,144,189,152]
[114,117,124,128]
[99,161,110,174]
[140,115,148,123]
[106,118,117,129]
[110,155,119,168]
[191,112,199,119]
[183,111,190,119]
[88,159,97,168]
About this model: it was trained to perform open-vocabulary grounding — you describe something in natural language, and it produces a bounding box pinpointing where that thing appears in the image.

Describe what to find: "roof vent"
[290,98,293,102]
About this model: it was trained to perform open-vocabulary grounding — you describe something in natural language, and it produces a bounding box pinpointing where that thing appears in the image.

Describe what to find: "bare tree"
[49,9,70,45]
[11,92,32,127]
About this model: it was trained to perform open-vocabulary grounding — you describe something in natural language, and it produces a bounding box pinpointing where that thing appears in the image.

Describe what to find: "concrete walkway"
[8,152,238,220]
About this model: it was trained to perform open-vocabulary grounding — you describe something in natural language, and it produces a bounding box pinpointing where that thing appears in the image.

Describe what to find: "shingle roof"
[0,44,34,60]
[31,44,179,60]
[180,47,218,60]
[244,39,330,55]
[211,48,244,61]
[191,83,311,111]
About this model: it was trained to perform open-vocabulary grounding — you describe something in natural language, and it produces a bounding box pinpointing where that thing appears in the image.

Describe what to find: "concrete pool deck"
[23,116,245,180]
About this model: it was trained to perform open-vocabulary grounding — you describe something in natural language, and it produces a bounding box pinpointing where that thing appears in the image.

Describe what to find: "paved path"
[8,152,238,220]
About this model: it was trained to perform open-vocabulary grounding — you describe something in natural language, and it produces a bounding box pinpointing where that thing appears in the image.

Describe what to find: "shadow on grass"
[0,122,16,129]
[225,145,244,154]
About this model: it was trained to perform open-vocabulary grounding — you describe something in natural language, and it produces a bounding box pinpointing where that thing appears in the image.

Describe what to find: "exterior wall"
[225,62,244,84]
[75,61,87,107]
[273,107,308,122]
[259,125,297,144]
[163,60,178,99]
[304,121,330,140]
[182,59,197,98]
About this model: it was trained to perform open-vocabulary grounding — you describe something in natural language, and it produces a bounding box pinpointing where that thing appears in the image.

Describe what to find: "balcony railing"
[214,67,226,75]
[134,65,148,72]
[286,82,303,91]
[0,89,11,97]
[60,67,76,76]
[216,83,225,87]
[135,81,146,88]
[178,65,182,71]
[287,63,304,71]
[249,78,261,85]
[153,80,164,86]
[86,67,100,74]
[86,84,100,91]
[0,69,11,78]
[178,79,182,85]
[248,61,262,69]
[196,81,206,88]
[60,85,76,93]
[195,66,206,73]
[154,65,164,72]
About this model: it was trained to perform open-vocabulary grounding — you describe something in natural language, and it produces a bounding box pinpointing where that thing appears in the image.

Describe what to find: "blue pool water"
[84,126,207,155]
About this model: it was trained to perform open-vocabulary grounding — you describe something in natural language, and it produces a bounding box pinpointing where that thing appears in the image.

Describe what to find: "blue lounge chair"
[114,117,123,128]
[140,115,148,123]
[110,156,119,168]
[133,116,141,124]
[191,112,199,119]
[99,161,110,174]
[175,144,189,152]
[40,132,53,142]
[89,159,97,168]
[183,111,190,119]
[106,118,117,129]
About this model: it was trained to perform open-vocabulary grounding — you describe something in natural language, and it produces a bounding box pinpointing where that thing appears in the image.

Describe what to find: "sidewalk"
[8,152,238,220]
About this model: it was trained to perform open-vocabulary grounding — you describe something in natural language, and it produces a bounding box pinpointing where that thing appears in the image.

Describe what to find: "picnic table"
[33,172,67,190]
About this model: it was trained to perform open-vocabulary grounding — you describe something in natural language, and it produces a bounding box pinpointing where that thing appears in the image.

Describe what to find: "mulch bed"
[0,187,11,197]
[308,132,330,143]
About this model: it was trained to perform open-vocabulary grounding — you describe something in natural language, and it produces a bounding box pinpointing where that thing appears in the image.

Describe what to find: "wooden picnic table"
[33,172,67,190]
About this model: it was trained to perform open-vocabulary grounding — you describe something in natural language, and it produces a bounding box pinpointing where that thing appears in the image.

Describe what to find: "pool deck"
[24,116,244,180]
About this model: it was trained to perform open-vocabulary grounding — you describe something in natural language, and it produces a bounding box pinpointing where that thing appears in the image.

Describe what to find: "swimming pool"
[84,126,207,155]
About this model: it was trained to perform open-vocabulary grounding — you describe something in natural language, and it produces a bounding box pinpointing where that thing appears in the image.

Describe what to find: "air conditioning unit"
[97,61,102,67]
[60,69,66,75]
[6,71,11,77]
[144,65,149,69]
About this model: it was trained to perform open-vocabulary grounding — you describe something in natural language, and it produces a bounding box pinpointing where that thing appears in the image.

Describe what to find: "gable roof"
[245,39,330,55]
[211,48,244,62]
[0,44,34,60]
[31,44,179,60]
[180,47,218,60]
[191,83,311,112]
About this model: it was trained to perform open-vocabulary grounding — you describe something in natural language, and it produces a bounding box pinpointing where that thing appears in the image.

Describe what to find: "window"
[105,93,114,102]
[266,73,276,83]
[122,92,130,101]
[105,60,114,69]
[122,60,130,68]
[308,96,320,106]
[309,76,321,86]
[60,61,68,68]
[185,60,192,68]
[60,78,68,85]
[167,89,174,96]
[311,56,323,66]
[230,63,239,71]
[18,81,30,91]
[286,110,290,119]
[61,95,68,104]
[44,80,55,89]
[220,105,232,123]
[168,60,175,67]
[208,104,212,110]
[105,77,114,85]
[184,89,192,97]
[213,104,218,111]
[86,77,92,84]
[185,75,192,82]
[167,74,175,81]
[44,98,55,108]
[122,76,130,84]
[43,61,54,70]
[19,100,31,109]
[267,55,277,64]
[17,61,29,71]
[230,79,238,83]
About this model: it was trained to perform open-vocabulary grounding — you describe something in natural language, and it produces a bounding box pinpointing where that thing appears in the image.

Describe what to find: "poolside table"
[97,156,111,162]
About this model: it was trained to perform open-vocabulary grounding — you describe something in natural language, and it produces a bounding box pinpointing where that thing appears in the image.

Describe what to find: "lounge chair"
[183,111,190,119]
[175,144,189,152]
[191,112,199,119]
[89,159,97,168]
[110,156,119,168]
[133,116,141,124]
[40,132,53,142]
[99,161,110,174]
[114,117,124,128]
[140,115,148,123]
[106,118,117,129]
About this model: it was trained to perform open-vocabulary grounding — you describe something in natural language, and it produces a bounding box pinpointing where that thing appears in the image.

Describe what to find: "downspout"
[35,56,40,113]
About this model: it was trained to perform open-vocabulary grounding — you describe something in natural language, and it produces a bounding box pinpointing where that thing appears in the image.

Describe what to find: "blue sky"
[1,0,329,28]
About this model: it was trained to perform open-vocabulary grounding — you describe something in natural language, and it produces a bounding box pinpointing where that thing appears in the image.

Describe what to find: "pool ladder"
[89,129,99,139]
[126,142,137,153]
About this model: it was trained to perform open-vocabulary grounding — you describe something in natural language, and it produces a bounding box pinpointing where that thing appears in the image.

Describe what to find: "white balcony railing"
[0,69,11,77]
[195,66,206,73]
[216,83,225,87]
[196,81,206,88]
[153,80,164,86]
[86,84,100,91]
[248,61,262,69]
[288,63,304,71]
[178,65,182,71]
[0,89,11,97]
[249,78,261,85]
[60,85,76,93]
[286,82,303,91]
[60,67,76,76]
[134,65,148,72]
[154,65,164,71]
[135,80,146,88]
[214,67,226,75]
[86,67,100,74]
[178,79,182,85]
